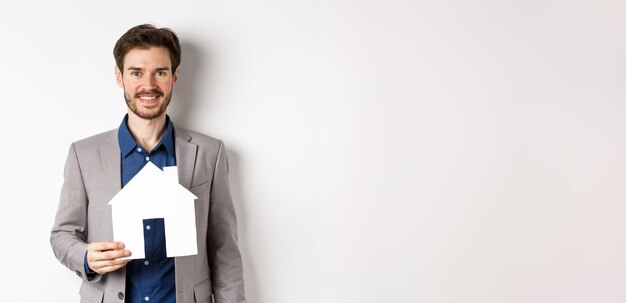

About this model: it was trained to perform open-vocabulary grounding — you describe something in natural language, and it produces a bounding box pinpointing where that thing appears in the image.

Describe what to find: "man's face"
[115,46,178,120]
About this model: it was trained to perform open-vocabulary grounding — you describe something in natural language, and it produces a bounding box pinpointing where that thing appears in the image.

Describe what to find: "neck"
[126,111,167,153]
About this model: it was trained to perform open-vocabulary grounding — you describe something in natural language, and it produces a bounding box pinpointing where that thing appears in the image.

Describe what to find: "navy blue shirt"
[119,115,177,303]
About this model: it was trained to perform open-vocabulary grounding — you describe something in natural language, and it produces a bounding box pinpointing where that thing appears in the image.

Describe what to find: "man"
[50,24,245,303]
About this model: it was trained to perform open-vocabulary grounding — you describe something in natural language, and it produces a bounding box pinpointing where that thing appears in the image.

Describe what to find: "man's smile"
[135,92,163,106]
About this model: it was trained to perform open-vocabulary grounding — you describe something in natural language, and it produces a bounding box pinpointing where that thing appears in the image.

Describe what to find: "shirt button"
[145,225,151,230]
[137,147,142,152]
[145,296,150,301]
[118,292,125,300]
[145,156,150,161]
[144,260,149,266]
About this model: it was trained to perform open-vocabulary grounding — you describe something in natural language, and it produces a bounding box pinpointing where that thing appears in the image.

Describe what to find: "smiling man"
[50,24,245,303]
[120,46,174,120]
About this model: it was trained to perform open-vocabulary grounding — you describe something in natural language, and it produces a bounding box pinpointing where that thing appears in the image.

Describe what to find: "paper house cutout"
[108,162,198,259]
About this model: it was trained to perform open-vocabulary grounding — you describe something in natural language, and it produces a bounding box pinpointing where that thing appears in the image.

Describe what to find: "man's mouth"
[139,95,158,100]
[135,92,163,106]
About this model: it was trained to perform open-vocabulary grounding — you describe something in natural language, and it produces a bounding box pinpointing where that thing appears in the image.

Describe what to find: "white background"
[1,1,626,302]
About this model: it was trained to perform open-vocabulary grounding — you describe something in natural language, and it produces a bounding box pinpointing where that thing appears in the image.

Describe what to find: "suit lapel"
[174,126,197,189]
[100,130,121,240]
[103,140,126,303]
[101,137,122,192]
[173,126,198,295]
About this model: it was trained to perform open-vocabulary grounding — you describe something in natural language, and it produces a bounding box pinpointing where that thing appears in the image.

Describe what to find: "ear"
[172,67,179,88]
[115,65,123,87]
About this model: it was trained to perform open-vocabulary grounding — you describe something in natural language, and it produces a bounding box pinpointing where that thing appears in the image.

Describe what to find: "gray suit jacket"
[50,125,245,303]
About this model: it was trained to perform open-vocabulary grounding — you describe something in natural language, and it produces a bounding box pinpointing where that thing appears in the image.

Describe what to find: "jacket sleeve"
[208,141,246,303]
[50,143,101,283]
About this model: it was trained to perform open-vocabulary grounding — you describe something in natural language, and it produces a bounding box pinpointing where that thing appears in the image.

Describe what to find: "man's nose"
[141,75,157,90]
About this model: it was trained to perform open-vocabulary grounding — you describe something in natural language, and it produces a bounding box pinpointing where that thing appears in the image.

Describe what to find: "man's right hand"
[86,241,131,275]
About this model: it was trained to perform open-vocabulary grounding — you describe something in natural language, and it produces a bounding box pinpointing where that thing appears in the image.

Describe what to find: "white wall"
[1,1,626,302]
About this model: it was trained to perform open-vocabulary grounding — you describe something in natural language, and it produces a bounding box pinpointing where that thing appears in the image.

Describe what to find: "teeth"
[139,96,157,100]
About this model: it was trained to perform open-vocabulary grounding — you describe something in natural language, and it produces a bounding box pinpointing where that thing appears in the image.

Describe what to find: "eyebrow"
[126,67,171,71]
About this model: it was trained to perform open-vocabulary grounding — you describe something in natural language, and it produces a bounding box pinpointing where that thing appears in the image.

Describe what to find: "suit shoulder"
[72,129,117,154]
[179,128,224,148]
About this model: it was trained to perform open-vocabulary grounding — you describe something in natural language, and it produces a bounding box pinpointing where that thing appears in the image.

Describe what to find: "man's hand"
[86,241,131,275]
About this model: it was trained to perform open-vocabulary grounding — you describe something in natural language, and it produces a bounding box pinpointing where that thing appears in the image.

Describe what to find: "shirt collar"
[118,114,176,158]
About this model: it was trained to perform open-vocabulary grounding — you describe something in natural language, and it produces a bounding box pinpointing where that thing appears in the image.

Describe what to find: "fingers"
[88,247,131,262]
[89,258,131,275]
[86,241,132,275]
[87,241,125,251]
[97,265,123,275]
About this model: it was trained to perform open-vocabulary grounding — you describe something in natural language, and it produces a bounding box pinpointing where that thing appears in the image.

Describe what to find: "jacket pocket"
[79,282,104,303]
[193,278,213,303]
[190,181,211,195]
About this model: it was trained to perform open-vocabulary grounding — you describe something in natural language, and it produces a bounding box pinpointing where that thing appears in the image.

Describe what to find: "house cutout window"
[109,162,199,259]
[142,218,168,259]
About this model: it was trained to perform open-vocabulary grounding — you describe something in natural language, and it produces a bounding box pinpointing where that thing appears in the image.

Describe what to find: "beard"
[124,87,172,120]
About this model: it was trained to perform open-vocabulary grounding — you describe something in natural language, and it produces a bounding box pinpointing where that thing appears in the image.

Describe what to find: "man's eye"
[155,71,166,77]
[130,71,141,77]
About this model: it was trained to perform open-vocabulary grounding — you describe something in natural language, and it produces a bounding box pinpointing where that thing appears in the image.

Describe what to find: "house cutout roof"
[109,162,198,259]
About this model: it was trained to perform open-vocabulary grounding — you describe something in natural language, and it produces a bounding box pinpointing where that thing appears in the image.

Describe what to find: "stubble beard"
[124,87,172,120]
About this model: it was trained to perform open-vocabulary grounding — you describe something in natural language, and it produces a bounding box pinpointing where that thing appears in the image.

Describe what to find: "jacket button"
[118,292,124,300]
[75,270,83,278]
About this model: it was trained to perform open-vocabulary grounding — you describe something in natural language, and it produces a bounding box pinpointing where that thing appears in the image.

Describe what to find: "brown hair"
[113,24,181,72]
